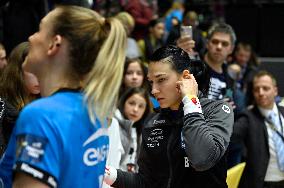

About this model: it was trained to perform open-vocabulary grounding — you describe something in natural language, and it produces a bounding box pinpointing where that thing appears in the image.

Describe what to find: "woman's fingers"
[176,74,198,97]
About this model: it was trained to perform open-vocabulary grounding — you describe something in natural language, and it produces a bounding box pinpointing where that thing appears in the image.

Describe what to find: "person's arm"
[11,106,60,187]
[13,172,49,188]
[181,95,234,171]
[104,164,147,188]
[176,73,233,171]
[105,138,153,188]
[111,169,146,188]
[106,118,124,169]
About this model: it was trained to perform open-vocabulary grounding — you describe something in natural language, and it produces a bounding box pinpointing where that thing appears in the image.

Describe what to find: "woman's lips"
[157,98,164,102]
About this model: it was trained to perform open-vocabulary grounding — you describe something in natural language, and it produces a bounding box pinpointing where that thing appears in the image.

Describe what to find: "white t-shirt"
[258,104,284,181]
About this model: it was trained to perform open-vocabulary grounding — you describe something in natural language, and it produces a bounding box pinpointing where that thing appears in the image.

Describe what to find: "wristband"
[104,165,117,186]
[182,95,202,115]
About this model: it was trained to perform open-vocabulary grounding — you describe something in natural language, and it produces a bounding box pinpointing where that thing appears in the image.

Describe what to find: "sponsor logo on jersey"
[83,128,109,166]
[20,163,44,179]
[146,128,164,148]
[16,134,47,162]
[153,119,166,125]
[184,157,190,167]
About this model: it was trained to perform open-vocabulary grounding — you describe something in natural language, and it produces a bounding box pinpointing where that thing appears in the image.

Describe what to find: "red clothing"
[124,0,153,40]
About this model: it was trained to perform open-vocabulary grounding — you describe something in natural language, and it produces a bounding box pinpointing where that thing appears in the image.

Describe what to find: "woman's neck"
[38,73,81,97]
[169,101,182,111]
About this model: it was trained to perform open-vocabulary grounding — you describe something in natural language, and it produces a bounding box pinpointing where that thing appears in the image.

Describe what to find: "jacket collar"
[114,109,133,132]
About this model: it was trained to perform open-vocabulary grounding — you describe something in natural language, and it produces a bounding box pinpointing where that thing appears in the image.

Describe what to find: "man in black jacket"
[232,70,284,188]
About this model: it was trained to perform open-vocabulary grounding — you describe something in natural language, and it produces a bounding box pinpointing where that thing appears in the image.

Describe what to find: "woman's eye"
[128,101,136,105]
[158,78,166,83]
[137,71,143,76]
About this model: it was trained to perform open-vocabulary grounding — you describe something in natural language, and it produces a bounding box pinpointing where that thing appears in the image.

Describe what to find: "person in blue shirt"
[0,5,127,188]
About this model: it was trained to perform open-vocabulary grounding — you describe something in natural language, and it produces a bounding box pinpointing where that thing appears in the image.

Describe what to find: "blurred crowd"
[0,0,284,188]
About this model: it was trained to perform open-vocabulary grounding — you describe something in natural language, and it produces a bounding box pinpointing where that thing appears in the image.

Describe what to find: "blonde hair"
[52,6,127,124]
[115,12,135,35]
[84,18,127,124]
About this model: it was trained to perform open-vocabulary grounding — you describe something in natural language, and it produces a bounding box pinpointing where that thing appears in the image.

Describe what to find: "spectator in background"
[166,16,182,45]
[0,43,7,70]
[102,87,152,188]
[164,2,184,36]
[138,18,165,65]
[200,23,246,169]
[231,71,284,188]
[231,42,260,106]
[120,58,159,109]
[124,0,157,40]
[166,11,206,60]
[183,11,206,58]
[203,23,237,107]
[120,58,148,96]
[227,63,246,115]
[0,42,40,157]
[175,22,236,104]
[116,12,141,59]
[116,87,152,172]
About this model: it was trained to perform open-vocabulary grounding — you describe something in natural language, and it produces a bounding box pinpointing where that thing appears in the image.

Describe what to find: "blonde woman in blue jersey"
[0,5,126,188]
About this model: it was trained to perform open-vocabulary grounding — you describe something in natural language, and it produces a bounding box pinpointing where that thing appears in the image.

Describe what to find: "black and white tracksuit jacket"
[112,95,234,188]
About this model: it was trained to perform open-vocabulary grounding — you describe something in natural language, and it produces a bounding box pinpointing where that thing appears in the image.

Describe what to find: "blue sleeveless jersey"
[0,90,109,188]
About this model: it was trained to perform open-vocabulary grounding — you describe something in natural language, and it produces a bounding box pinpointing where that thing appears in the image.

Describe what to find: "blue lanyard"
[266,110,284,142]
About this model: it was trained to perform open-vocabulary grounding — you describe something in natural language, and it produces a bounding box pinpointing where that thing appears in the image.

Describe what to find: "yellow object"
[186,95,198,100]
[226,162,246,188]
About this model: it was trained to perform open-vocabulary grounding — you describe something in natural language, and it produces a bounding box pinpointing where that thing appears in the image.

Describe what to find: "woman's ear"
[47,35,62,56]
[182,70,191,79]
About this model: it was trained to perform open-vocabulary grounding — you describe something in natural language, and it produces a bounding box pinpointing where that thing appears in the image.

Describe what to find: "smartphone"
[180,25,192,37]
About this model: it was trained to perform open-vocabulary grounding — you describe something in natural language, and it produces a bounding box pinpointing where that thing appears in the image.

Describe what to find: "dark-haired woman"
[120,57,159,109]
[116,87,152,171]
[0,42,40,157]
[105,45,234,188]
[137,18,165,64]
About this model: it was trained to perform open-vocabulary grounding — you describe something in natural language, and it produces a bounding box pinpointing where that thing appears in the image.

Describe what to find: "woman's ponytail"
[84,18,127,124]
